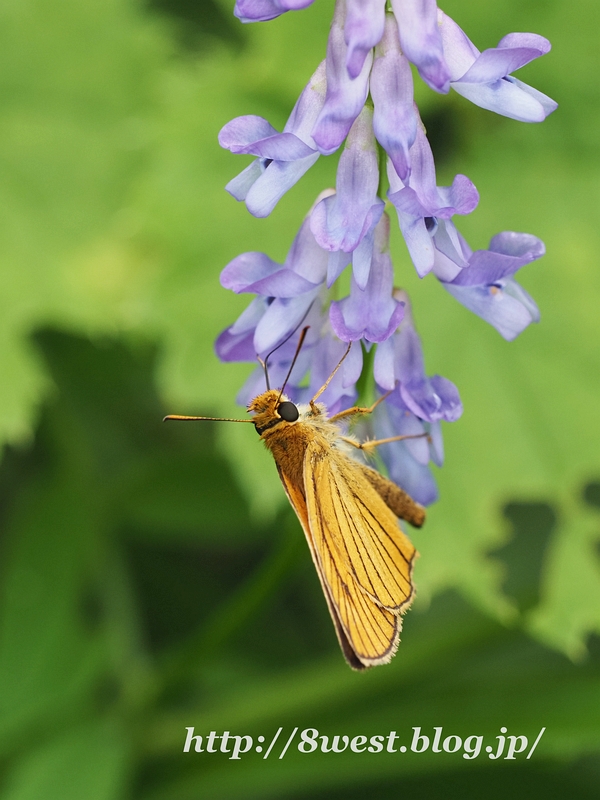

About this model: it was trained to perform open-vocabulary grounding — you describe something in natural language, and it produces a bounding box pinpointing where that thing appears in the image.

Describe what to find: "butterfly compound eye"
[277,401,299,422]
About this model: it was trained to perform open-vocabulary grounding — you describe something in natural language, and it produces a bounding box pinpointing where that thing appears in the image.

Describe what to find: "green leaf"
[0,441,107,749]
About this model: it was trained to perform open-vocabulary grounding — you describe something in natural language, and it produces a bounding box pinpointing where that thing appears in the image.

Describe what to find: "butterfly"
[165,330,426,669]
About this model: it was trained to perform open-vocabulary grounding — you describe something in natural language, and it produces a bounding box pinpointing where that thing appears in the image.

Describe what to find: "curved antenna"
[310,340,353,409]
[256,301,314,391]
[277,326,309,404]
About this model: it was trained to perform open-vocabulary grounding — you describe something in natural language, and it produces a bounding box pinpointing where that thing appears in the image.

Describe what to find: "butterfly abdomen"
[358,463,426,527]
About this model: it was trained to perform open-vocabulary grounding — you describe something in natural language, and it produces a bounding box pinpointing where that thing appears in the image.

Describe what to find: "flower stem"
[377,142,388,201]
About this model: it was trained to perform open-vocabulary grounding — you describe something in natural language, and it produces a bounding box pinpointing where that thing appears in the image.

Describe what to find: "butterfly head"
[248,389,300,435]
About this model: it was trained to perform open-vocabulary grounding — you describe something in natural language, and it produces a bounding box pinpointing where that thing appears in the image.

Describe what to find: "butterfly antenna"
[256,355,270,391]
[277,326,309,403]
[310,340,353,408]
[256,301,314,391]
[163,414,254,424]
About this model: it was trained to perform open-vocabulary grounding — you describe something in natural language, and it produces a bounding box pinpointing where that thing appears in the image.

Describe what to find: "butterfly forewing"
[276,463,369,670]
[303,439,417,667]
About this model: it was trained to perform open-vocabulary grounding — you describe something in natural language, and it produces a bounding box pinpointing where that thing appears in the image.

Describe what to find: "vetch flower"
[344,0,386,79]
[329,214,406,342]
[439,11,557,122]
[217,214,328,356]
[219,62,326,217]
[387,124,479,277]
[311,0,372,155]
[439,231,544,340]
[369,291,460,505]
[310,107,384,288]
[374,290,462,422]
[391,0,450,93]
[215,296,271,364]
[371,13,418,182]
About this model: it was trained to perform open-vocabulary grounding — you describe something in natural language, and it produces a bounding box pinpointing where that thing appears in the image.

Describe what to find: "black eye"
[277,401,299,422]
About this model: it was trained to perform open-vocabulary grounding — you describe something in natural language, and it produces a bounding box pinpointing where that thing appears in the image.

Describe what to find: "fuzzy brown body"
[248,388,426,669]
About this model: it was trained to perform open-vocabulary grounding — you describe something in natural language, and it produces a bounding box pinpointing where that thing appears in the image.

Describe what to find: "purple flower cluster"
[216,0,556,504]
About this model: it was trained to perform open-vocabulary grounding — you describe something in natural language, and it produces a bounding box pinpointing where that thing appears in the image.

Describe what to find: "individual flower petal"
[350,222,377,289]
[254,292,320,353]
[310,107,384,285]
[439,11,557,122]
[450,231,545,286]
[431,219,468,280]
[219,115,279,150]
[443,279,540,341]
[326,249,351,287]
[458,35,551,83]
[390,0,450,93]
[244,155,321,217]
[344,0,386,78]
[220,251,320,297]
[440,231,544,340]
[219,122,318,161]
[428,420,444,466]
[215,297,270,362]
[221,215,328,296]
[388,126,478,220]
[401,374,462,423]
[224,160,266,202]
[395,213,435,279]
[329,215,405,342]
[371,14,418,182]
[234,0,315,23]
[387,126,478,277]
[311,0,372,155]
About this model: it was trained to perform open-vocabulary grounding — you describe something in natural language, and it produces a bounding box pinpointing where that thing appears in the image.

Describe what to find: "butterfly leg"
[341,432,429,454]
[328,390,393,424]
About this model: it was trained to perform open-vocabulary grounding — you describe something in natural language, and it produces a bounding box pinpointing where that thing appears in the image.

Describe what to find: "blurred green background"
[0,0,599,797]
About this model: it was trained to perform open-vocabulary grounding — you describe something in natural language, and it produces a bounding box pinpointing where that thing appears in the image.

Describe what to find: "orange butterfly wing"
[279,437,418,668]
[276,463,367,670]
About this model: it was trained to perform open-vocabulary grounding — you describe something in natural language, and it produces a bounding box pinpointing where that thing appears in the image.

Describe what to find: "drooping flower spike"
[216,0,556,504]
